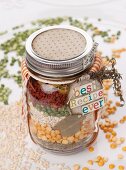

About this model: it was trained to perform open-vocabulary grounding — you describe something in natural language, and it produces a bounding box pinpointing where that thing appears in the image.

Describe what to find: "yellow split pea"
[122,146,126,151]
[118,165,125,170]
[109,164,115,169]
[82,167,89,170]
[73,164,80,170]
[88,146,94,152]
[30,119,89,145]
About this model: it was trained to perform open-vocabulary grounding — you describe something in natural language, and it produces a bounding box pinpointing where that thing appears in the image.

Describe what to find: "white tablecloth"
[0,0,126,31]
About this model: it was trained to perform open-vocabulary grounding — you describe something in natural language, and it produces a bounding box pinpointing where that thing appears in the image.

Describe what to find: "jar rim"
[25,25,97,78]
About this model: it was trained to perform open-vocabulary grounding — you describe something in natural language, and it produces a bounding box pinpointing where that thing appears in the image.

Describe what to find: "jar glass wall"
[26,76,100,153]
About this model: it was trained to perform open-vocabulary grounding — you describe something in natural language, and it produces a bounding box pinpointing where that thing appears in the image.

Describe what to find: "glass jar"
[22,26,105,154]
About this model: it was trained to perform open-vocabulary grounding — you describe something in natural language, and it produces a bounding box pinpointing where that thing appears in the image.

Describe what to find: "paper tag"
[82,98,105,115]
[70,89,104,109]
[53,112,96,137]
[69,78,104,115]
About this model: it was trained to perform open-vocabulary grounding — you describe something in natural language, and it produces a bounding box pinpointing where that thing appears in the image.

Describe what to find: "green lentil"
[35,104,70,117]
[0,56,10,79]
[12,72,22,87]
[98,18,102,22]
[0,31,8,36]
[0,84,11,104]
[12,24,24,30]
[10,57,17,66]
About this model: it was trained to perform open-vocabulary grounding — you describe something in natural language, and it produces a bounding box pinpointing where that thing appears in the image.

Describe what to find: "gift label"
[69,78,104,115]
[53,113,95,137]
[70,89,104,109]
[53,115,84,137]
[82,97,105,115]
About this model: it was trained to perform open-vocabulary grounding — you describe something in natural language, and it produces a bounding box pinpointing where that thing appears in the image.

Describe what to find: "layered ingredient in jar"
[27,77,70,117]
[28,113,95,144]
[26,77,98,149]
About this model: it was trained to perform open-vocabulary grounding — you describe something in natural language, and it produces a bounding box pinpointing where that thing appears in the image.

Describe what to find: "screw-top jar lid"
[26,25,98,78]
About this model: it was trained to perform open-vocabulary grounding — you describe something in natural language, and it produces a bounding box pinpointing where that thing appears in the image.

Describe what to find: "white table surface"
[0,0,126,30]
[0,1,126,170]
